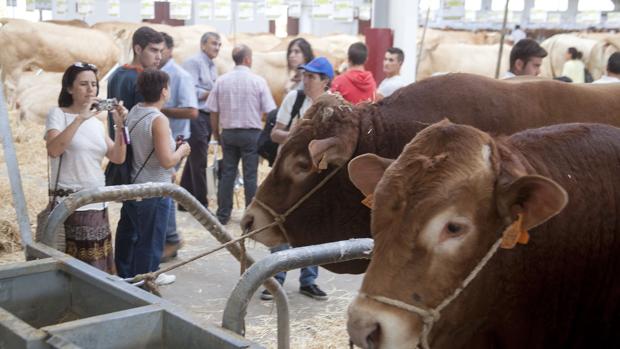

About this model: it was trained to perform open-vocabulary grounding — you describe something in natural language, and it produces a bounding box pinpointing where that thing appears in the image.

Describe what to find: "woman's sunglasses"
[73,62,98,71]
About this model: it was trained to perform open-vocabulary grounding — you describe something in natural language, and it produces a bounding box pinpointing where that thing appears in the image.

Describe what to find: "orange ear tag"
[500,213,529,249]
[361,193,374,209]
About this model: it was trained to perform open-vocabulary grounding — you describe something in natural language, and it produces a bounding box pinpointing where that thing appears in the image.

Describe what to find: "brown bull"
[347,121,620,348]
[241,73,620,274]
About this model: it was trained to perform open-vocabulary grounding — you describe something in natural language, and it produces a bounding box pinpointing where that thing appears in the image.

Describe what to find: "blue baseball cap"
[298,57,334,80]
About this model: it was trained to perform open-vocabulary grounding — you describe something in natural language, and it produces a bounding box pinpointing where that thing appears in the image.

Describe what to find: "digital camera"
[94,98,119,112]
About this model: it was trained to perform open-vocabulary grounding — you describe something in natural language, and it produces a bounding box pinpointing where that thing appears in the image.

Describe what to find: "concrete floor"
[158,207,364,348]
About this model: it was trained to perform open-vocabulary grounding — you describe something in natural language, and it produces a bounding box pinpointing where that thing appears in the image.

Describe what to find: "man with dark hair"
[503,38,547,78]
[179,32,222,210]
[377,47,407,100]
[593,52,620,84]
[331,42,377,104]
[107,26,164,137]
[206,44,276,225]
[159,32,199,262]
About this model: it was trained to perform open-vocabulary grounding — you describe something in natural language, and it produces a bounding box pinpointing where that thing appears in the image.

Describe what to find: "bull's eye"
[446,222,463,234]
[295,161,311,172]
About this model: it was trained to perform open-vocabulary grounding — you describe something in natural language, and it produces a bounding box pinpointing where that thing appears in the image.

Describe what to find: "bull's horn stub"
[318,153,328,170]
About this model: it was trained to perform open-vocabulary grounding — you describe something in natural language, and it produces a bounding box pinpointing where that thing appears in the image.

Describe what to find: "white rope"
[361,237,504,349]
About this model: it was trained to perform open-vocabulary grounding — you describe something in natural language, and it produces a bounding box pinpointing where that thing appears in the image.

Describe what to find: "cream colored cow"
[416,43,511,80]
[420,28,501,46]
[587,35,620,80]
[228,32,284,52]
[540,34,599,79]
[12,70,109,123]
[0,19,119,86]
[91,21,225,65]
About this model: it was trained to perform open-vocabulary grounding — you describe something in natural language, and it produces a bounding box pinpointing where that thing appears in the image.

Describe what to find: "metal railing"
[223,238,374,348]
[40,182,290,348]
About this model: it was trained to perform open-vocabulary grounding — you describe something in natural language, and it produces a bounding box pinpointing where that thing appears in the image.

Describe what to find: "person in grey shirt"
[115,69,190,285]
[159,32,199,262]
[179,31,221,210]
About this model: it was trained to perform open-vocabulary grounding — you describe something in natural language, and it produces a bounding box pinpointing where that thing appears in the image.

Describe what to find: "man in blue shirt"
[179,32,221,210]
[159,32,199,262]
[106,26,165,138]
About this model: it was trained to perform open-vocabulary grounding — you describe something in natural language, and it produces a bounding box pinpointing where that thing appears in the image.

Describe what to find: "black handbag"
[257,90,306,166]
[105,111,156,186]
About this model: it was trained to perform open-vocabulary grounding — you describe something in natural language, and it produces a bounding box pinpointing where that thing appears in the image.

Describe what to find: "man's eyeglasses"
[73,62,98,71]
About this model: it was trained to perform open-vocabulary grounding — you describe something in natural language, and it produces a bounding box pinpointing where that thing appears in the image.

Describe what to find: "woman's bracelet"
[113,124,124,130]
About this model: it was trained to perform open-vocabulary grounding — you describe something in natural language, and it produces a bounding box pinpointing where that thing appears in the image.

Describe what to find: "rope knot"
[423,309,441,324]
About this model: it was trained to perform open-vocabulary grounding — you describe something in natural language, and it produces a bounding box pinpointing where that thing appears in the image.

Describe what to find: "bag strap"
[130,149,154,184]
[49,155,63,204]
[128,110,160,184]
[129,110,158,134]
[286,90,306,130]
[48,111,69,204]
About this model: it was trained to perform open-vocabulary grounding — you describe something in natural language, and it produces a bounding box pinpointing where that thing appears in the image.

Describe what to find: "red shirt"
[331,69,377,104]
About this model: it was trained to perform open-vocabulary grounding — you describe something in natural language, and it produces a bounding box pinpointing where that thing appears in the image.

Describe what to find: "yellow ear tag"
[500,213,529,249]
[361,193,374,209]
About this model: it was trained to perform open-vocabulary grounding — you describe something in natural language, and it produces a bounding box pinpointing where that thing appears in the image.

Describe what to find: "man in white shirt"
[502,39,547,79]
[510,25,526,44]
[377,47,408,101]
[593,52,620,84]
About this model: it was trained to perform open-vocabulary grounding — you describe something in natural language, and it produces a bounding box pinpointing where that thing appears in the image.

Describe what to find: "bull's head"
[241,93,360,247]
[346,120,567,348]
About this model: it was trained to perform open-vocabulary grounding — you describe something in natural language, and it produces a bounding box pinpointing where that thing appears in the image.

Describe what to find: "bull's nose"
[240,213,254,233]
[348,321,381,349]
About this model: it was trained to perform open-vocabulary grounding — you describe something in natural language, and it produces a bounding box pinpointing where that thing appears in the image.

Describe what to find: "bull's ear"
[348,154,394,196]
[496,175,568,231]
[308,136,355,170]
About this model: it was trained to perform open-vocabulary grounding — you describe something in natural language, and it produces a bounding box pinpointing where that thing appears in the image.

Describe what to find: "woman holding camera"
[45,62,127,274]
[115,68,191,284]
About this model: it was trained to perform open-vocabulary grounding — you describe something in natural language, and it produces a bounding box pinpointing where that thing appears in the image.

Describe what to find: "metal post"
[41,182,290,347]
[222,239,374,348]
[415,7,431,78]
[0,82,32,248]
[495,0,510,79]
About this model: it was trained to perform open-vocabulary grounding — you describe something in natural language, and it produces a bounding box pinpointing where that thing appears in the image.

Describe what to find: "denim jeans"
[164,202,181,244]
[271,244,318,287]
[216,129,260,222]
[115,197,171,278]
[165,163,182,245]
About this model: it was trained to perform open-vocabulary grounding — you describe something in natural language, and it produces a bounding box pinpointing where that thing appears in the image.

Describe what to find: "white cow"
[417,43,511,80]
[540,34,598,79]
[0,19,119,85]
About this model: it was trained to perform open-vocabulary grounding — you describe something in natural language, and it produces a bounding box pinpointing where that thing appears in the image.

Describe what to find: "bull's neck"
[354,104,426,159]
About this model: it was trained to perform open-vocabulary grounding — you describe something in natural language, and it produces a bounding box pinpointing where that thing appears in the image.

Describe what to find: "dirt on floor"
[0,111,361,348]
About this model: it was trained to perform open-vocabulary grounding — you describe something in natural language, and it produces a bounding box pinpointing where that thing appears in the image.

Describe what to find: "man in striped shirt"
[206,44,276,225]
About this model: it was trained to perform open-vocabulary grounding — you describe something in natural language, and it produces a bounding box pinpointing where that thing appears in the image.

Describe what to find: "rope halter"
[252,163,344,239]
[359,237,503,349]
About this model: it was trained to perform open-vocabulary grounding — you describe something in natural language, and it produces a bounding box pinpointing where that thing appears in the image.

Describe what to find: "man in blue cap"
[261,57,334,301]
[270,56,335,144]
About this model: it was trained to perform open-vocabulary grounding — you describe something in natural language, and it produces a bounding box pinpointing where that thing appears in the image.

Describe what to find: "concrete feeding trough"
[0,254,262,349]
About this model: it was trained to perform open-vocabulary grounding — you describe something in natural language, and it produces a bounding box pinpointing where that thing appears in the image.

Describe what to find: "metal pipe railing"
[41,182,290,348]
[0,83,32,247]
[222,239,374,346]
